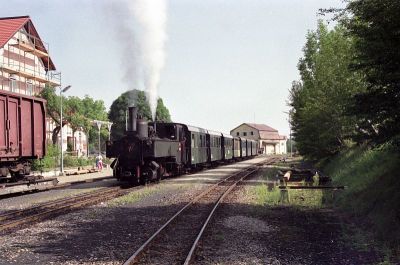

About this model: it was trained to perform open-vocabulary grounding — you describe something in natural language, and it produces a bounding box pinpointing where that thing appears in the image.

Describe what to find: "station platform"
[1,168,113,196]
[54,168,113,185]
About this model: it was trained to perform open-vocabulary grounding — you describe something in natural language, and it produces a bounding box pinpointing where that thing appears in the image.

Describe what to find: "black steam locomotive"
[106,106,258,184]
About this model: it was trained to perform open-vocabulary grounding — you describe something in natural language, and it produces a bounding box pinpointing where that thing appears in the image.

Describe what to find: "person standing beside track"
[96,154,103,171]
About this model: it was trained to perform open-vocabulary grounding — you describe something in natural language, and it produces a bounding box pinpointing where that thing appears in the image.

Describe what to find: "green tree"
[39,87,109,152]
[39,86,67,144]
[344,0,400,144]
[65,95,109,154]
[108,89,172,139]
[289,22,365,159]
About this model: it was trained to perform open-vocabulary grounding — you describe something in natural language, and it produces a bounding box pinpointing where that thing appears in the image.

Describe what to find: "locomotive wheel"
[0,167,8,178]
[139,175,148,185]
[157,166,165,182]
[10,170,24,182]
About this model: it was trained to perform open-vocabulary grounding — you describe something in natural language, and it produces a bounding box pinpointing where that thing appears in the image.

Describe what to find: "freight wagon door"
[0,95,7,154]
[5,98,19,157]
[2,98,19,157]
[33,101,45,158]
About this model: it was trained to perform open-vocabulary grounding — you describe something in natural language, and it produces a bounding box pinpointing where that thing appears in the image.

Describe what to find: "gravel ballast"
[0,158,266,264]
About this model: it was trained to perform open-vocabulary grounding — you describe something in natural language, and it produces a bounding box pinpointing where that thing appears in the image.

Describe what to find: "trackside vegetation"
[323,144,400,253]
[288,0,400,259]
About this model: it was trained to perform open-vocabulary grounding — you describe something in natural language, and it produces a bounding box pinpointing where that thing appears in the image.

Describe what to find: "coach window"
[191,134,195,148]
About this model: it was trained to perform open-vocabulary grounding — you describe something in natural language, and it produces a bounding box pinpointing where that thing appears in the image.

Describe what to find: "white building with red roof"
[230,123,287,155]
[0,16,87,156]
[0,16,59,94]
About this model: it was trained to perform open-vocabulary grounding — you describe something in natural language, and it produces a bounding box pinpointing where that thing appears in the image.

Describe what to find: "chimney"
[127,106,138,132]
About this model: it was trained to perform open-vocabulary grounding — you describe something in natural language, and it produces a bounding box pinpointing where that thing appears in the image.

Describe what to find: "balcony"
[10,40,49,58]
[0,63,60,86]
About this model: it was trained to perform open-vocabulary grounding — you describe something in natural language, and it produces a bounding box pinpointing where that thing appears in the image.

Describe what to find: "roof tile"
[245,123,278,132]
[0,16,56,71]
[0,16,30,48]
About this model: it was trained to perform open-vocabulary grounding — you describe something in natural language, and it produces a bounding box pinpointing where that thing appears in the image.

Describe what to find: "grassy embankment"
[322,144,400,256]
[251,147,400,261]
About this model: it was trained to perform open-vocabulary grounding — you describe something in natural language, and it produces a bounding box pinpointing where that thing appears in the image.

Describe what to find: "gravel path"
[0,157,266,265]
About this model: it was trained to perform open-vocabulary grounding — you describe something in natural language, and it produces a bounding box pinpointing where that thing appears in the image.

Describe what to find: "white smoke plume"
[108,0,168,120]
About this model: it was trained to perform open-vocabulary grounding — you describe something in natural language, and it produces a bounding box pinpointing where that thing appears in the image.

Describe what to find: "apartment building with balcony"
[0,16,88,156]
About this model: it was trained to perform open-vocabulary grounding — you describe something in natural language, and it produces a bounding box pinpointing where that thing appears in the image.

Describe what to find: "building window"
[251,131,254,135]
[27,81,33,96]
[243,132,247,136]
[10,77,18,93]
[236,132,239,136]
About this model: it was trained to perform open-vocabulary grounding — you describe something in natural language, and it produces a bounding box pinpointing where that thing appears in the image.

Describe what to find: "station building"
[0,16,87,156]
[230,123,287,155]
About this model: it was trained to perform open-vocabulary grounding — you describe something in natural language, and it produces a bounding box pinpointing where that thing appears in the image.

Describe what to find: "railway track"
[123,157,278,265]
[0,175,114,198]
[0,185,137,232]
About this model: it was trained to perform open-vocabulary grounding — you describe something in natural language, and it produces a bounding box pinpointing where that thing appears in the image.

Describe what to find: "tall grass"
[253,184,334,208]
[323,144,400,253]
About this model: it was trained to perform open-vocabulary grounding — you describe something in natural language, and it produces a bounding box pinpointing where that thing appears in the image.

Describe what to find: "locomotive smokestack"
[127,106,138,132]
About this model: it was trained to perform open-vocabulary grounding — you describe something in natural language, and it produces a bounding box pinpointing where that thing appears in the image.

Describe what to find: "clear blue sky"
[1,0,344,136]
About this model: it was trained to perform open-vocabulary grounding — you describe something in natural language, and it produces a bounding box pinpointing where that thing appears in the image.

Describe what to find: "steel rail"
[123,158,274,265]
[183,167,258,265]
[0,186,119,222]
[0,175,114,199]
[183,156,281,264]
[0,186,137,232]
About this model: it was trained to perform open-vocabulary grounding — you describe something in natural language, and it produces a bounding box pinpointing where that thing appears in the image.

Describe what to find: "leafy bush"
[63,155,94,168]
[31,144,100,171]
[32,144,60,171]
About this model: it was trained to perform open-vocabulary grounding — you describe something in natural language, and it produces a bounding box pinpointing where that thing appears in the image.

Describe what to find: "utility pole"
[60,85,71,176]
[283,111,293,157]
[93,120,113,155]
